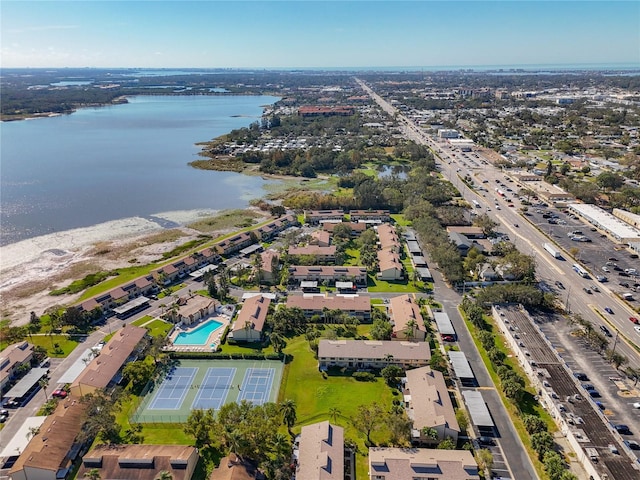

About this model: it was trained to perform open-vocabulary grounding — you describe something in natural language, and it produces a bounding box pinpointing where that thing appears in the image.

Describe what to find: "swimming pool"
[173,319,224,346]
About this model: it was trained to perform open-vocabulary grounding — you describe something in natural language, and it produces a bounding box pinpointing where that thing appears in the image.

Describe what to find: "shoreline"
[0,207,269,326]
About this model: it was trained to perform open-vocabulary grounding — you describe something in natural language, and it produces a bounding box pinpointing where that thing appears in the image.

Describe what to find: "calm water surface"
[1,95,279,245]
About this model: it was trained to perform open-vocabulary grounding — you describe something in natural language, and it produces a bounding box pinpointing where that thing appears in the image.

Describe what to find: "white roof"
[0,416,47,458]
[569,203,640,241]
[57,348,95,384]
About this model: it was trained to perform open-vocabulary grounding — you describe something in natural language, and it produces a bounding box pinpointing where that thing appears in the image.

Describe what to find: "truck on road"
[543,242,561,259]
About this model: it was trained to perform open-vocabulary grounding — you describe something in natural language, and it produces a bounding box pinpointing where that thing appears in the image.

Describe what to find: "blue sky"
[2,1,639,68]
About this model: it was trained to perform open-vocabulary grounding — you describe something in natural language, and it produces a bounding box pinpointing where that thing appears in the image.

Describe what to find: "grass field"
[281,335,395,478]
[367,275,416,293]
[21,334,79,357]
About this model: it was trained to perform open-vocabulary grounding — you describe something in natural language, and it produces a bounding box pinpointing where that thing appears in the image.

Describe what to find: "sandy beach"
[0,208,259,326]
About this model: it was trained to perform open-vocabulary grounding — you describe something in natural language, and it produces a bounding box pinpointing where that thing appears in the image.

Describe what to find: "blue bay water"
[0,95,279,246]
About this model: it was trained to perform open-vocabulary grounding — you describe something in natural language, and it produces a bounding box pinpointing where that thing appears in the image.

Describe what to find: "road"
[357,78,538,480]
[356,77,640,371]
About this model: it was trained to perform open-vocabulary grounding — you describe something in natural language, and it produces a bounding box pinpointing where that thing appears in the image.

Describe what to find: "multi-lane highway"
[357,77,640,370]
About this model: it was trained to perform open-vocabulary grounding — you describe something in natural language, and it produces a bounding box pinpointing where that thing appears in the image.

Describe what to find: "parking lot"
[498,305,640,480]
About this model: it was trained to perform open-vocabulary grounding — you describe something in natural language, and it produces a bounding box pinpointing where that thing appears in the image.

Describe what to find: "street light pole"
[565,285,571,313]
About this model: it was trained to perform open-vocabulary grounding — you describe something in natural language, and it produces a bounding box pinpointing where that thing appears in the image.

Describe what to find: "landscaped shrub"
[352,371,375,381]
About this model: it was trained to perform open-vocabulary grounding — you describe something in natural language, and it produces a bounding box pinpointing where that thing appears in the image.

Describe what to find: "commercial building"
[569,204,640,252]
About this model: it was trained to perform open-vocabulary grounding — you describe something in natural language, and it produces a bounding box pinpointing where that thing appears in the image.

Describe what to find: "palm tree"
[328,406,341,424]
[279,399,297,437]
[156,471,173,480]
[84,469,101,480]
[405,318,418,341]
[39,377,49,401]
[270,331,285,354]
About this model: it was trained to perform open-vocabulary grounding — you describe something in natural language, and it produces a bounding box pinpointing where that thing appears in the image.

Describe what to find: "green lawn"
[390,213,412,227]
[281,335,395,478]
[132,316,154,327]
[367,275,417,293]
[27,334,79,357]
[343,247,361,266]
[145,319,173,338]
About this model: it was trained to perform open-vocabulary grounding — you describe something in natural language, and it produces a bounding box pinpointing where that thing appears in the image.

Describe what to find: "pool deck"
[168,313,231,352]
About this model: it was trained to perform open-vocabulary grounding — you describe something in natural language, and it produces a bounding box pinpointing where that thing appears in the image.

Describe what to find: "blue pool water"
[173,319,223,345]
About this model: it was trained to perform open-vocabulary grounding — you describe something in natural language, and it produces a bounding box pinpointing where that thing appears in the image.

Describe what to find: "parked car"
[52,389,67,399]
[625,440,640,450]
[614,424,632,435]
[477,436,495,446]
[573,372,589,381]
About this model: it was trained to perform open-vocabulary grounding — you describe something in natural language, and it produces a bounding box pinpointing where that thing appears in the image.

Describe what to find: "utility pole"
[565,285,571,313]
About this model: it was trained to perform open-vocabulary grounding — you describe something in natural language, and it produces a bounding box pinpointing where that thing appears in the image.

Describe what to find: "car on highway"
[591,285,600,292]
[604,307,614,314]
[629,317,639,324]
[514,223,519,228]
[634,402,640,409]
[608,257,618,261]
[555,281,565,289]
[583,287,592,294]
[635,326,640,334]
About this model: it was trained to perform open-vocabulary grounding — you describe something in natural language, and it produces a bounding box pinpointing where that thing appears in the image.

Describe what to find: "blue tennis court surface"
[191,367,236,410]
[238,368,275,405]
[148,367,197,410]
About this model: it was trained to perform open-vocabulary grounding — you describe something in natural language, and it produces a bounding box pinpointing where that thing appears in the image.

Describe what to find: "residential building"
[288,245,336,263]
[210,454,262,480]
[231,295,270,342]
[298,106,355,117]
[310,230,331,247]
[78,445,198,480]
[288,266,368,285]
[305,210,345,225]
[349,210,390,223]
[286,294,371,321]
[253,214,297,240]
[389,295,426,341]
[368,448,479,480]
[377,249,403,281]
[296,421,344,480]
[175,295,218,326]
[259,250,280,284]
[404,366,460,443]
[69,324,146,397]
[215,232,255,256]
[0,341,33,393]
[323,221,367,236]
[318,340,431,370]
[9,398,88,480]
[376,224,400,253]
[153,263,180,286]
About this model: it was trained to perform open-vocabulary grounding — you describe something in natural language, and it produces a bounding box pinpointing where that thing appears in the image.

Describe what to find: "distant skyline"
[1,1,639,69]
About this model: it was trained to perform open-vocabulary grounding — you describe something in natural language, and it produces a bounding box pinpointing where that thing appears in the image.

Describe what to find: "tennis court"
[132,359,284,423]
[238,368,275,406]
[192,367,236,410]
[148,367,197,410]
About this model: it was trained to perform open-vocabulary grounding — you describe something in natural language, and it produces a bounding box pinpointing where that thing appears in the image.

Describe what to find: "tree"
[386,411,412,446]
[329,406,341,424]
[252,253,264,285]
[184,408,217,448]
[269,331,286,354]
[475,448,494,473]
[421,426,438,441]
[404,318,418,341]
[122,361,155,391]
[370,317,392,340]
[352,402,384,444]
[543,451,566,480]
[437,437,456,449]
[522,414,547,435]
[381,365,404,387]
[279,399,297,437]
[531,431,555,459]
[473,214,498,237]
[596,172,624,191]
[156,471,173,480]
[39,377,49,401]
[84,469,101,480]
[455,409,469,433]
[429,350,448,373]
[502,378,524,403]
